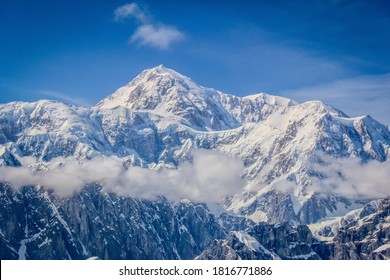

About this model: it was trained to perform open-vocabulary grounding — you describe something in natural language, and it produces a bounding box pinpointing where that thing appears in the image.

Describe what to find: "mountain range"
[0,65,389,259]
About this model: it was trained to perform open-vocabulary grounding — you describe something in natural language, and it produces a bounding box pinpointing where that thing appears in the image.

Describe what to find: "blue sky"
[1,0,389,125]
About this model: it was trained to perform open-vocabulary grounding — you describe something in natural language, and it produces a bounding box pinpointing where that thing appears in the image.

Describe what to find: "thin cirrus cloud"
[114,2,184,50]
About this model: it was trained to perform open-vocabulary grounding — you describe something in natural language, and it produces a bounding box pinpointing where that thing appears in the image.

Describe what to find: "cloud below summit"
[0,150,245,203]
[308,153,390,199]
[114,2,184,49]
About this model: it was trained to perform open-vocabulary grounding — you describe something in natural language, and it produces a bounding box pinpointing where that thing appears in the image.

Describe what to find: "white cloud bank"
[0,150,245,203]
[309,153,390,199]
[114,2,184,49]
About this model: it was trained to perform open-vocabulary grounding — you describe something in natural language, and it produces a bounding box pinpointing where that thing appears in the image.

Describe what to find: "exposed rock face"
[0,183,85,260]
[331,198,390,260]
[1,179,389,260]
[0,184,225,260]
[217,212,255,232]
[196,232,274,260]
[197,223,321,260]
[198,199,390,260]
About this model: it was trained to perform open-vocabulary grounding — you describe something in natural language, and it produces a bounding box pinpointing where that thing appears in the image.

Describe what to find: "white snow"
[309,199,384,241]
[137,128,153,135]
[179,224,188,233]
[332,115,364,127]
[87,256,101,260]
[308,218,342,242]
[232,231,281,259]
[246,211,268,223]
[38,237,51,248]
[373,244,390,253]
[43,191,73,237]
[206,203,226,217]
[290,251,317,260]
[1,65,389,226]
[18,239,27,260]
[325,200,364,218]
[80,241,88,256]
[232,231,261,251]
[0,146,5,156]
[18,214,29,260]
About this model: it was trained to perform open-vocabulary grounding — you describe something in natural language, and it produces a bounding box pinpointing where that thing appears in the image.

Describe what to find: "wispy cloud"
[0,150,245,203]
[131,24,184,49]
[114,2,184,49]
[281,73,390,127]
[35,90,90,106]
[114,3,146,22]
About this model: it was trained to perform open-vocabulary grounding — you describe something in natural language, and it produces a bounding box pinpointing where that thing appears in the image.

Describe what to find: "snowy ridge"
[97,65,299,131]
[1,65,390,260]
[1,65,390,225]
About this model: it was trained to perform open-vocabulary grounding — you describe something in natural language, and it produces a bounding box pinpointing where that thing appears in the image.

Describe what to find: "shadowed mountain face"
[0,183,225,260]
[0,66,389,259]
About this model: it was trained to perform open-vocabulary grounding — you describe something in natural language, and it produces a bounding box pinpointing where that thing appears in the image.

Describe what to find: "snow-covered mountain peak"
[96,66,304,130]
[97,66,244,130]
[140,64,194,82]
[129,64,202,92]
[97,65,204,110]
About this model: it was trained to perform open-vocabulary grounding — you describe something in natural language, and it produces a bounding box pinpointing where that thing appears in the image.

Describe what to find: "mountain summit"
[1,66,390,259]
[97,65,297,130]
[97,65,200,110]
[97,65,240,130]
